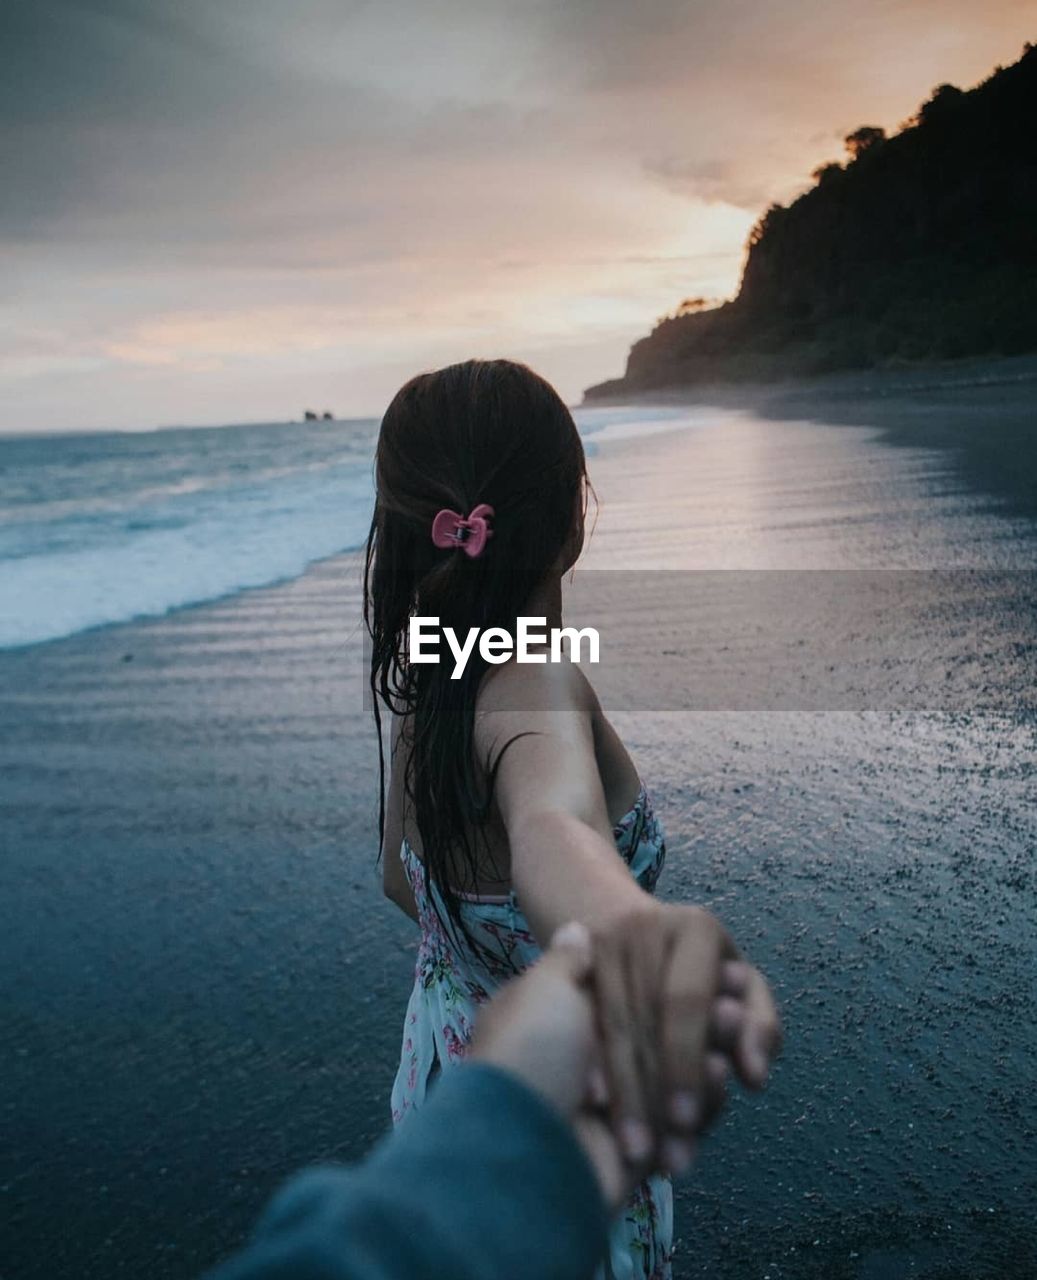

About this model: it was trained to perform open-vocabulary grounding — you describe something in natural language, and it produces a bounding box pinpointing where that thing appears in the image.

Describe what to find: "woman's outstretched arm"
[476,660,782,1160]
[475,660,661,937]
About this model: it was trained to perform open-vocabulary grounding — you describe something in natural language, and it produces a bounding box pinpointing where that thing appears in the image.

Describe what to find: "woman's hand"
[588,902,782,1172]
[471,911,781,1200]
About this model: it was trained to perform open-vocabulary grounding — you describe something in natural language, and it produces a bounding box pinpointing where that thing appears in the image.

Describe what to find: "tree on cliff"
[844,125,885,158]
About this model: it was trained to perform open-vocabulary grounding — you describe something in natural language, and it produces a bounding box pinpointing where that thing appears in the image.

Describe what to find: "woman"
[365,358,780,1278]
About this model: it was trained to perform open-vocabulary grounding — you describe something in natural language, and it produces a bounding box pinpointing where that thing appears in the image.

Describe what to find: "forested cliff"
[585,45,1037,400]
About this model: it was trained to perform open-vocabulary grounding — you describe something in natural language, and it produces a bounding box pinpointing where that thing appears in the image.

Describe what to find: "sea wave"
[0,460,375,648]
[0,405,706,648]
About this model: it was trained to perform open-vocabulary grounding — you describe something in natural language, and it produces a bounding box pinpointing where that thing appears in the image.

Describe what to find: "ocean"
[0,405,725,649]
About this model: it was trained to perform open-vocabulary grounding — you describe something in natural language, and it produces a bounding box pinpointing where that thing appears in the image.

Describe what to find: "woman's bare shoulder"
[475,654,598,720]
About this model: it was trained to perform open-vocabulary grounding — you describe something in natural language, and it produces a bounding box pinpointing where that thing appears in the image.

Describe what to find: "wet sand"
[755,359,1037,526]
[602,353,1037,522]
[2,390,1036,1278]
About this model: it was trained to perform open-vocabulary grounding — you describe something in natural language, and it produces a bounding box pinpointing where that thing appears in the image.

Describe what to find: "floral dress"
[390,784,673,1280]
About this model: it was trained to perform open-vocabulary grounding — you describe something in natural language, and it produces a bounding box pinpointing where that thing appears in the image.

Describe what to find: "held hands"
[588,904,781,1180]
[471,907,781,1209]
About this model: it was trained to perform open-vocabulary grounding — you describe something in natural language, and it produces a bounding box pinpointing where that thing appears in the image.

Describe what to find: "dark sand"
[1,560,415,1277]
[2,380,1036,1279]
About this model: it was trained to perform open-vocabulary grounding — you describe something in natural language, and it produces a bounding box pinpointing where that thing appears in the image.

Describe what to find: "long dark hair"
[364,358,588,954]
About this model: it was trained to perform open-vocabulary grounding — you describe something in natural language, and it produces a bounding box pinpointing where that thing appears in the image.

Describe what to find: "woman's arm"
[475,662,781,1159]
[475,662,647,942]
[381,714,419,924]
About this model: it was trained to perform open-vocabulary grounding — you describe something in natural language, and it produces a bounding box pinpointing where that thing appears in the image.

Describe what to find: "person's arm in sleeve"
[203,933,616,1280]
[204,1063,607,1280]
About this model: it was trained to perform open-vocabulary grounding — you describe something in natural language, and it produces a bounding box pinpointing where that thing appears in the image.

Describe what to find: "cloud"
[1,0,1033,428]
[641,157,777,212]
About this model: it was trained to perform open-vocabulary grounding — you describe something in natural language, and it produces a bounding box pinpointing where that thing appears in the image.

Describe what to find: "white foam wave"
[0,405,715,648]
[0,466,373,648]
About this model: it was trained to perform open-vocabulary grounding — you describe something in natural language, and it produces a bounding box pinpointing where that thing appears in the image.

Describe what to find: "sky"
[1,1,1033,432]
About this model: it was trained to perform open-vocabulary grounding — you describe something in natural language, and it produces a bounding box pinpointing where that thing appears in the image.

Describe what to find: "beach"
[2,384,1036,1279]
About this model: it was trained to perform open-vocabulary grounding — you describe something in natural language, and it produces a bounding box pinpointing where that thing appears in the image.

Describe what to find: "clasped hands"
[472,903,782,1209]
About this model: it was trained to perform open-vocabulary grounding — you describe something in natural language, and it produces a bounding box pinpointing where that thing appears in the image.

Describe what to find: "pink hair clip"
[430,503,495,559]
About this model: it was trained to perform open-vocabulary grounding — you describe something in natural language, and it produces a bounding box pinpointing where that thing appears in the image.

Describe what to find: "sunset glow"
[1,1,1033,431]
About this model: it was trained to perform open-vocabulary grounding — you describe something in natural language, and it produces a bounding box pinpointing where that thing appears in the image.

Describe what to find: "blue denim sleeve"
[203,1062,608,1280]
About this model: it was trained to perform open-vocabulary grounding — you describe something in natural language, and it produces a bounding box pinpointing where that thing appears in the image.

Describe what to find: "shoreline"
[583,353,1037,519]
[0,542,368,660]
